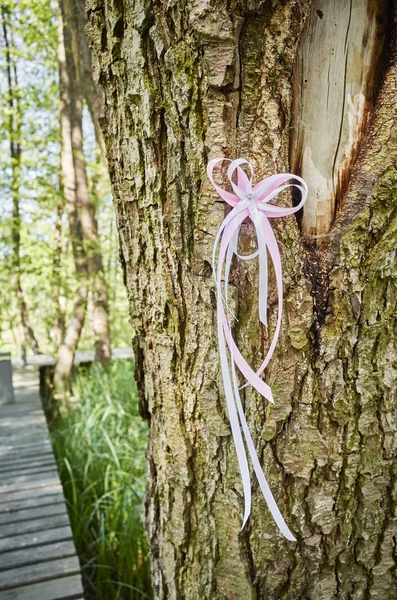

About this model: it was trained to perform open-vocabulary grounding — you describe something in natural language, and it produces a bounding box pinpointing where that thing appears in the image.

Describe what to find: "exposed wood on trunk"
[1,5,41,355]
[291,0,391,236]
[86,0,397,598]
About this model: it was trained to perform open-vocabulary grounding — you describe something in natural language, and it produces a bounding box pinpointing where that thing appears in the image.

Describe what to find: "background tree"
[1,3,41,354]
[86,0,397,599]
[55,0,111,388]
[55,3,90,387]
[63,0,106,155]
[0,0,130,367]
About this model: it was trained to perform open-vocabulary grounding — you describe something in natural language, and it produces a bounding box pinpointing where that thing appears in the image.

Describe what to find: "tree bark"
[2,5,41,355]
[86,1,397,598]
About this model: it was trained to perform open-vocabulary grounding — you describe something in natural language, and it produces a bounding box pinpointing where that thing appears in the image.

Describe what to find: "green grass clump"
[48,360,152,600]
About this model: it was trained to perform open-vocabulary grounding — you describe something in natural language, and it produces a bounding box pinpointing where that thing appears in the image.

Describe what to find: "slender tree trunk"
[64,0,106,155]
[55,5,89,387]
[2,5,41,355]
[69,66,111,366]
[63,0,112,366]
[55,0,110,387]
[90,150,112,366]
[63,0,110,367]
[52,197,66,348]
[87,1,397,598]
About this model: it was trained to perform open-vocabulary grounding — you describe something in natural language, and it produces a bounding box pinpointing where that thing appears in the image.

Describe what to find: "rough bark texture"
[86,1,397,598]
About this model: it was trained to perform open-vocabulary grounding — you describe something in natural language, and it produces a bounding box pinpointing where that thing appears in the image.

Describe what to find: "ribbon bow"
[207,157,308,542]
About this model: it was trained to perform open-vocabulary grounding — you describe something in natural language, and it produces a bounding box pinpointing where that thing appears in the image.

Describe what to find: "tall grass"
[48,360,152,600]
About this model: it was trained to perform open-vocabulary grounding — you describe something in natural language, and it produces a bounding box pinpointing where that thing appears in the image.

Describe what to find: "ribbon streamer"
[207,157,308,542]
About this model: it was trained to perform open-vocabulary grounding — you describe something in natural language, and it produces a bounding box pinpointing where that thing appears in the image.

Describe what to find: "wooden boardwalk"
[11,346,133,368]
[0,367,84,600]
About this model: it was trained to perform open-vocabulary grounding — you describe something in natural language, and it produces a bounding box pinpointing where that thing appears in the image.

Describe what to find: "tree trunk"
[55,0,110,388]
[68,27,111,367]
[55,4,90,388]
[52,197,66,348]
[63,0,111,368]
[86,1,397,599]
[2,5,41,355]
[90,149,113,366]
[64,0,106,155]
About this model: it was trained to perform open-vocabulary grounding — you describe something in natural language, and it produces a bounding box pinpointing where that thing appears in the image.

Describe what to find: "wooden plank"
[0,427,46,440]
[0,440,51,454]
[0,439,50,452]
[0,458,57,475]
[0,493,65,515]
[0,462,57,478]
[0,525,73,553]
[0,426,49,442]
[0,404,42,418]
[0,438,52,452]
[0,513,70,539]
[0,502,68,526]
[0,470,61,494]
[0,539,77,571]
[0,422,47,435]
[0,444,52,462]
[0,448,54,464]
[0,423,47,435]
[0,436,51,448]
[0,411,46,426]
[0,421,46,433]
[0,555,81,591]
[0,462,58,477]
[0,484,63,505]
[0,465,58,482]
[0,574,84,600]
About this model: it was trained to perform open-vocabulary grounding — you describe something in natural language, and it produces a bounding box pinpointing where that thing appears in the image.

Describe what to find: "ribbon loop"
[207,157,308,541]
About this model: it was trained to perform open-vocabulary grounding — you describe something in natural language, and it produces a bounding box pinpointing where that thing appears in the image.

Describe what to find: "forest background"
[0,0,131,368]
[0,2,152,598]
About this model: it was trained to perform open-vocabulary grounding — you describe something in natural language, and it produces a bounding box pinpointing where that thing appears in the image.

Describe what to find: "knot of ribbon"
[207,157,308,542]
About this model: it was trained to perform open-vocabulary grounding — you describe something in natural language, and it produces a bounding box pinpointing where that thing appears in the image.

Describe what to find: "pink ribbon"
[207,158,308,541]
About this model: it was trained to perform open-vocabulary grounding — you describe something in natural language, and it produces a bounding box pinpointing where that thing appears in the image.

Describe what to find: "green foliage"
[0,0,133,356]
[49,360,152,600]
[0,1,146,596]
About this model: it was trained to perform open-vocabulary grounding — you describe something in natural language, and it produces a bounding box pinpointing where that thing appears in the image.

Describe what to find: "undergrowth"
[47,360,152,600]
